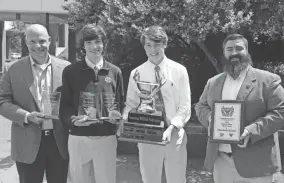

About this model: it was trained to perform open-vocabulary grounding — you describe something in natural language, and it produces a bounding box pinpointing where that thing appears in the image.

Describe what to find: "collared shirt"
[219,66,249,153]
[85,56,103,70]
[123,56,191,129]
[29,55,53,130]
[30,55,52,100]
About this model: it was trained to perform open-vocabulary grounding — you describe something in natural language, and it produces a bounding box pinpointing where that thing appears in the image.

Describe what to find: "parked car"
[10,52,21,60]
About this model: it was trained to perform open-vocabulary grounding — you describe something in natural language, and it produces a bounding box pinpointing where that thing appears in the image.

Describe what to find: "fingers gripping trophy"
[119,70,168,145]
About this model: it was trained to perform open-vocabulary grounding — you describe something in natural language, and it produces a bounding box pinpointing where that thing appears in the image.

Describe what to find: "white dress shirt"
[219,66,249,153]
[25,55,53,130]
[123,56,191,129]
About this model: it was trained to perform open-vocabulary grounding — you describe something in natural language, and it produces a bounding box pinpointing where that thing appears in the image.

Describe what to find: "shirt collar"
[30,54,51,70]
[85,56,104,70]
[147,56,168,70]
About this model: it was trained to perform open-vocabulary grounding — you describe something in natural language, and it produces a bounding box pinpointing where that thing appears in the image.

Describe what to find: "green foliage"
[255,61,284,86]
[8,22,26,53]
[63,0,284,73]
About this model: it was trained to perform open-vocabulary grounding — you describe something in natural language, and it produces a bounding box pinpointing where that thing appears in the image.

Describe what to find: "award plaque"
[210,100,244,143]
[41,91,61,120]
[119,70,168,145]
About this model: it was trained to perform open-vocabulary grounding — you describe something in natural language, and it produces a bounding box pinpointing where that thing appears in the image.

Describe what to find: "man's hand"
[108,110,122,124]
[162,124,175,142]
[237,129,250,148]
[27,112,45,125]
[71,115,100,126]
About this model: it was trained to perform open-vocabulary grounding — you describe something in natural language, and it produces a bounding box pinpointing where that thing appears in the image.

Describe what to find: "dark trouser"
[16,131,69,183]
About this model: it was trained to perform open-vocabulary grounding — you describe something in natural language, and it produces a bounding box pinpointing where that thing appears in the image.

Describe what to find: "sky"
[4,21,12,30]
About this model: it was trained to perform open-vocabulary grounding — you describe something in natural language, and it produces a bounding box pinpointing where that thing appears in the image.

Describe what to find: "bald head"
[25,24,49,38]
[25,24,51,64]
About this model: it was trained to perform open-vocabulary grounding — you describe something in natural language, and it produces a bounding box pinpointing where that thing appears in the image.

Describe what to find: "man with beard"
[195,34,284,183]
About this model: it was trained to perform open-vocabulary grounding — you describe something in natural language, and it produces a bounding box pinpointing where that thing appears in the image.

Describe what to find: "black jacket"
[60,59,124,136]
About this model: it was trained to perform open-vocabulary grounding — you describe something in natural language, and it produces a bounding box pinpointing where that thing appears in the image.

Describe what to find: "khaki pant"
[138,128,187,183]
[213,152,273,183]
[68,135,117,183]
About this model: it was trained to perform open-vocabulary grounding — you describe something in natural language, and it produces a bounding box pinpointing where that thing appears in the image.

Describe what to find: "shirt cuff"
[24,112,30,124]
[170,117,183,129]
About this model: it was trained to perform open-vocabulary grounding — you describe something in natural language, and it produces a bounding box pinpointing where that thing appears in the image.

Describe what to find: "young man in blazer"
[0,24,70,183]
[195,33,284,183]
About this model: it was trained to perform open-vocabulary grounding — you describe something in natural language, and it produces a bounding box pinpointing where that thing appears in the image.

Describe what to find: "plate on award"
[210,100,244,143]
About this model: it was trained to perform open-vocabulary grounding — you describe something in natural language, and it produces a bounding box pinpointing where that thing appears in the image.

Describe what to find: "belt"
[42,129,53,136]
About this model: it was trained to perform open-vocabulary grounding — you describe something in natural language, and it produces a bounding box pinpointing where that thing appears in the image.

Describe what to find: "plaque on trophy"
[119,70,168,145]
[210,100,245,143]
[41,90,61,120]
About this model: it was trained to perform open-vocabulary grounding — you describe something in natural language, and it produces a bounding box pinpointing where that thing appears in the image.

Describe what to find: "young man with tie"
[60,24,124,183]
[122,25,191,183]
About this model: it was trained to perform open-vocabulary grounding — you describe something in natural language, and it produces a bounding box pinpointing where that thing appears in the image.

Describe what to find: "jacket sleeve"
[0,69,29,128]
[114,69,125,113]
[170,66,191,129]
[195,79,212,129]
[246,75,284,144]
[59,67,75,128]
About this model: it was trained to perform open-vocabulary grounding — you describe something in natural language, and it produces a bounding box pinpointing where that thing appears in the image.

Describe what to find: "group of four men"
[0,23,283,183]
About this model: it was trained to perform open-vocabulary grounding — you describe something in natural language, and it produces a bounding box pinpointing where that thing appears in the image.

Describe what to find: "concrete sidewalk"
[0,153,214,183]
[1,153,284,183]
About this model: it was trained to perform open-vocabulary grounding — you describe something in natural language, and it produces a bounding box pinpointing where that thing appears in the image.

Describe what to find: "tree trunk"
[68,28,76,63]
[193,40,222,73]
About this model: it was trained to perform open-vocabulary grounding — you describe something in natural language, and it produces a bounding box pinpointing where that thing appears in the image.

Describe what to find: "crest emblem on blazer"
[105,77,112,83]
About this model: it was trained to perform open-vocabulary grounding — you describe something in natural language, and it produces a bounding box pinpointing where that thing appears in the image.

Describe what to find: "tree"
[64,0,284,72]
[8,21,26,53]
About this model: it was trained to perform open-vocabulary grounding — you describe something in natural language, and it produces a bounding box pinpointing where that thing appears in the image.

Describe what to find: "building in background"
[0,0,70,73]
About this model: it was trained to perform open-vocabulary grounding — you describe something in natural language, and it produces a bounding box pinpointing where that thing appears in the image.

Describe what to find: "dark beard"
[223,54,252,79]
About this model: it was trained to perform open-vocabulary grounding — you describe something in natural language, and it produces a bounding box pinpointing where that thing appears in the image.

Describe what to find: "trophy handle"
[149,80,166,98]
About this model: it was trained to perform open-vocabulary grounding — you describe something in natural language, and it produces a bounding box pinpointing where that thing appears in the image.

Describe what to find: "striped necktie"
[154,66,168,127]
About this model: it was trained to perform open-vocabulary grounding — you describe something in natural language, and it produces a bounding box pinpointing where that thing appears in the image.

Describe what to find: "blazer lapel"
[212,73,226,102]
[51,58,62,91]
[21,57,41,110]
[237,66,256,100]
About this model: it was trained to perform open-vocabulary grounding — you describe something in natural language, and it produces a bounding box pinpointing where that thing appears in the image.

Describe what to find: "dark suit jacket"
[0,56,70,164]
[195,66,284,178]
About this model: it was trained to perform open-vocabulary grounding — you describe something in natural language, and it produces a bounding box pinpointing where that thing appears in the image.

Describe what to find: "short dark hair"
[140,26,168,45]
[222,34,248,50]
[78,24,106,50]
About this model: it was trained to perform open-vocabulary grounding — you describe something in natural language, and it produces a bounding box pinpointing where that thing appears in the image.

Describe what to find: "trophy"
[133,70,165,114]
[119,70,168,145]
[78,91,122,125]
[40,90,61,120]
